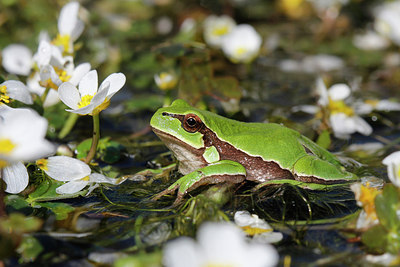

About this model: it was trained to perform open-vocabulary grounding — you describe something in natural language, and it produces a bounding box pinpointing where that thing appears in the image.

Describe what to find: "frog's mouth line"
[151,126,205,154]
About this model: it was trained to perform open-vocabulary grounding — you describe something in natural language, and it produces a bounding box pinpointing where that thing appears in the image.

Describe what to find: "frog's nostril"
[162,112,167,116]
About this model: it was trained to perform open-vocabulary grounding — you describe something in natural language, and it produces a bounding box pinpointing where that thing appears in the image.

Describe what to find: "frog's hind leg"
[293,155,358,185]
[153,160,246,205]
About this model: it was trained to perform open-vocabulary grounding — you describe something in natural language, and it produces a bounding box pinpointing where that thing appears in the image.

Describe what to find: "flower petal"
[3,80,33,104]
[43,156,91,181]
[69,63,91,86]
[1,44,33,76]
[58,82,80,109]
[328,84,351,101]
[58,2,79,35]
[100,73,126,99]
[79,70,98,96]
[56,180,89,194]
[2,162,29,194]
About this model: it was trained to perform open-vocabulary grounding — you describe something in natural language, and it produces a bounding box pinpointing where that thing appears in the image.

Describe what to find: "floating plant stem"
[85,114,100,163]
[58,113,79,139]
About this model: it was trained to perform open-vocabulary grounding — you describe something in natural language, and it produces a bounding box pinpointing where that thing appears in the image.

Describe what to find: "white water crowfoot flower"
[36,156,125,195]
[317,78,372,139]
[203,15,236,48]
[53,1,84,54]
[0,106,55,193]
[234,211,283,244]
[163,222,279,267]
[154,71,178,91]
[1,44,33,76]
[58,70,126,115]
[382,151,400,188]
[0,80,33,105]
[374,1,400,46]
[221,24,262,64]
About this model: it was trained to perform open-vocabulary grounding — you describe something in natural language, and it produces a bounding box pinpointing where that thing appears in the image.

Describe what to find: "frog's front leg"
[153,160,246,205]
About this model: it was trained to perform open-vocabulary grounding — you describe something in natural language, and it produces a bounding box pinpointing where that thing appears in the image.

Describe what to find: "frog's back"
[203,114,309,169]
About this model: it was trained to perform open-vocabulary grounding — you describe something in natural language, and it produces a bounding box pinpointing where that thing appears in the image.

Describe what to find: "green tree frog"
[150,99,358,203]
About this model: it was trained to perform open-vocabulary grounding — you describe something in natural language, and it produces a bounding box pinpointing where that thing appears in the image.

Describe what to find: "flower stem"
[58,113,79,139]
[85,114,100,164]
[40,86,51,104]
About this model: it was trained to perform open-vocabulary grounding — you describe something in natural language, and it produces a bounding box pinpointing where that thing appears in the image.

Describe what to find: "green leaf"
[375,184,400,231]
[316,130,331,150]
[17,236,43,263]
[37,202,75,220]
[27,179,86,203]
[76,137,125,163]
[211,76,241,101]
[0,213,42,234]
[361,224,387,253]
[114,251,162,267]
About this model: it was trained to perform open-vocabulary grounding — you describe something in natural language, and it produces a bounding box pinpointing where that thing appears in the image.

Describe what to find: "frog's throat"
[151,127,207,175]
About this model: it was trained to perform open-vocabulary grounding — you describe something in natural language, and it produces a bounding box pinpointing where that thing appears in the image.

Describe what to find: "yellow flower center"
[52,34,71,54]
[328,99,355,116]
[157,72,178,91]
[0,138,15,155]
[0,138,16,168]
[91,99,110,115]
[78,95,94,108]
[212,25,230,36]
[241,226,272,236]
[359,183,381,220]
[234,47,247,57]
[54,67,71,83]
[36,159,48,171]
[0,85,10,104]
[82,176,90,181]
[364,99,380,107]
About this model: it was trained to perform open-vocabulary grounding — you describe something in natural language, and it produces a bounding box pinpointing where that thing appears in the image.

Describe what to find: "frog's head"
[150,99,206,149]
[150,99,211,174]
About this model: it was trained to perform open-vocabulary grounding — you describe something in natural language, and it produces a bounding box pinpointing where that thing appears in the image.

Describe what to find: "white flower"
[163,222,279,267]
[382,151,400,187]
[374,1,400,46]
[27,72,60,107]
[37,156,124,194]
[203,15,236,48]
[53,1,84,54]
[234,211,283,244]
[1,44,33,76]
[0,80,33,105]
[154,71,178,91]
[58,70,126,115]
[279,54,344,73]
[0,106,55,193]
[318,78,372,139]
[353,30,389,51]
[221,24,262,63]
[354,99,400,115]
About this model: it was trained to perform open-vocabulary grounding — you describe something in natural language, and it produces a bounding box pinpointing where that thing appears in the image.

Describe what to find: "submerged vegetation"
[1,0,400,266]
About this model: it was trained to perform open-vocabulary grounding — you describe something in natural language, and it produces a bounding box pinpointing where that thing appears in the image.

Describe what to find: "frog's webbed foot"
[152,160,246,206]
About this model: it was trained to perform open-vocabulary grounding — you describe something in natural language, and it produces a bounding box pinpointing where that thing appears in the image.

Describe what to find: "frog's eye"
[183,114,203,133]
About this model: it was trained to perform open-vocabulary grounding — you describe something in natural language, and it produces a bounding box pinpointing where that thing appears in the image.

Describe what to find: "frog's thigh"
[177,160,246,194]
[293,155,352,181]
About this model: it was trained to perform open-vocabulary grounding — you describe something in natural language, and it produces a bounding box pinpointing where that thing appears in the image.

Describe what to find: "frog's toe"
[152,184,179,201]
